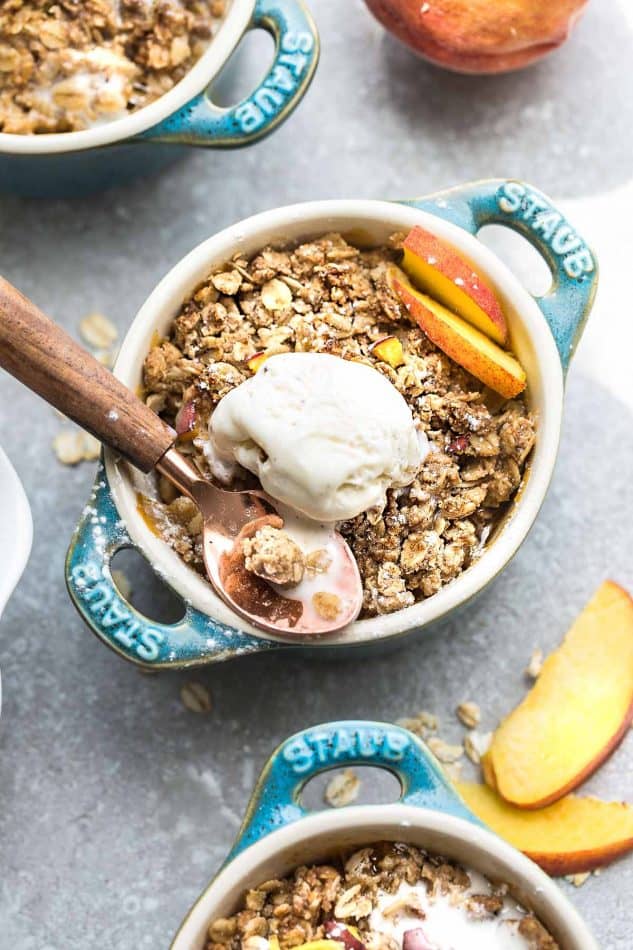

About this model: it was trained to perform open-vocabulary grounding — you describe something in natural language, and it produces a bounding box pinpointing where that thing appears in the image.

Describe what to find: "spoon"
[0,278,363,636]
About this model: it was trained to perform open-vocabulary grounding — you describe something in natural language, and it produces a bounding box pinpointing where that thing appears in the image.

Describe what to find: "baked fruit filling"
[0,0,227,134]
[205,842,559,950]
[140,229,535,618]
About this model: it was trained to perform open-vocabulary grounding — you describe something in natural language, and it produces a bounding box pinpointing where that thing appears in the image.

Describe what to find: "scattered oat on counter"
[80,312,118,349]
[525,647,544,680]
[456,700,481,728]
[53,429,101,465]
[398,708,491,773]
[82,433,101,460]
[51,312,120,465]
[565,872,591,888]
[324,768,361,808]
[464,730,492,765]
[396,709,439,737]
[95,349,117,368]
[427,736,464,764]
[180,681,212,714]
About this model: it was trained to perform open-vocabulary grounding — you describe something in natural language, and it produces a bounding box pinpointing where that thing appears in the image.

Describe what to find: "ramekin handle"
[66,463,278,669]
[227,721,480,861]
[141,0,319,146]
[400,179,598,370]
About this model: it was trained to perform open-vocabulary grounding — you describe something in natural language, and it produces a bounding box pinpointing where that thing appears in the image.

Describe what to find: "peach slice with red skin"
[483,581,633,809]
[457,782,633,876]
[388,266,526,399]
[402,226,508,344]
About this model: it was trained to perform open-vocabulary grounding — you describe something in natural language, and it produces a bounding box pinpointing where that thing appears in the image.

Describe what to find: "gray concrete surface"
[1,1,633,947]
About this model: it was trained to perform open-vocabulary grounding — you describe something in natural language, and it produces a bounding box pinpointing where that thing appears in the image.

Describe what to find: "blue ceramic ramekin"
[66,179,598,669]
[171,721,597,949]
[0,0,318,197]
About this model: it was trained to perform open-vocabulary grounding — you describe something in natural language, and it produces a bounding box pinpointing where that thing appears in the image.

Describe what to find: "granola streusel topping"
[141,232,536,617]
[242,525,306,589]
[205,842,558,950]
[0,0,227,134]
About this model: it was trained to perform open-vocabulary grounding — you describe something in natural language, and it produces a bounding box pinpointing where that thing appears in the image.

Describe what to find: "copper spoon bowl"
[0,278,363,637]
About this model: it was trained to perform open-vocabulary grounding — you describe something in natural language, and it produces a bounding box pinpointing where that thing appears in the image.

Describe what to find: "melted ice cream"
[369,878,537,950]
[209,352,427,523]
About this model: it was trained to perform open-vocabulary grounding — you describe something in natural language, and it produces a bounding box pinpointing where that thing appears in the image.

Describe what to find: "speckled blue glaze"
[226,721,481,862]
[66,179,599,669]
[0,0,319,198]
[0,143,189,200]
[65,465,280,668]
[142,0,319,146]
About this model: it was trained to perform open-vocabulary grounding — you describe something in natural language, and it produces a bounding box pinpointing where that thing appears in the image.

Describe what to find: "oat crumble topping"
[242,525,306,589]
[0,0,227,134]
[205,842,558,950]
[141,232,536,618]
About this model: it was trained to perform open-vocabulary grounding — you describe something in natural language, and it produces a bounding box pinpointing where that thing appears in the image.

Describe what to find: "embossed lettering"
[498,182,525,214]
[310,731,331,764]
[101,600,130,629]
[532,210,561,241]
[564,247,595,279]
[281,31,315,55]
[282,726,411,775]
[521,193,548,222]
[279,51,309,79]
[85,581,113,611]
[551,225,581,256]
[71,559,164,662]
[254,87,284,116]
[497,184,594,281]
[282,736,314,774]
[268,64,296,93]
[113,622,136,650]
[138,628,164,661]
[235,101,264,133]
[71,562,100,587]
[383,730,410,761]
[332,728,355,759]
[358,729,379,758]
[233,32,314,135]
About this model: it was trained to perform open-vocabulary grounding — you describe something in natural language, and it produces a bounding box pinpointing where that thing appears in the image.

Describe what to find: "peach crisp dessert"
[140,227,535,619]
[205,842,558,949]
[0,0,227,134]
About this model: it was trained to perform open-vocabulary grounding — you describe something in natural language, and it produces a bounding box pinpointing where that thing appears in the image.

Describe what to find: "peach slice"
[457,782,633,875]
[388,266,526,399]
[246,351,270,373]
[402,226,508,344]
[483,581,633,809]
[370,335,405,368]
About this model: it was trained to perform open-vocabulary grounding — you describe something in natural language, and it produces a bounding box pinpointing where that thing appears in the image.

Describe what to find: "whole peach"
[364,0,589,74]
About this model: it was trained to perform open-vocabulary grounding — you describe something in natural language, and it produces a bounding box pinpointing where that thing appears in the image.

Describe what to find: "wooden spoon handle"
[0,277,175,472]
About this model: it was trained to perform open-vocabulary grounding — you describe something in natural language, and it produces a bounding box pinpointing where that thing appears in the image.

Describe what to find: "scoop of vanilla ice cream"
[209,352,427,522]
